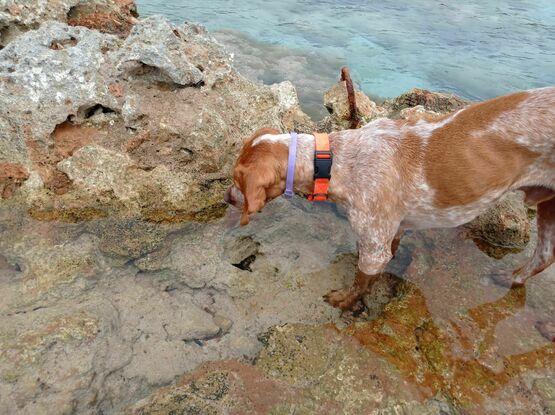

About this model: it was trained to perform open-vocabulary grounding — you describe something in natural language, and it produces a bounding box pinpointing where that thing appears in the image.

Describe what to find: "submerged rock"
[465,192,531,258]
[0,197,357,414]
[128,324,456,415]
[123,225,554,415]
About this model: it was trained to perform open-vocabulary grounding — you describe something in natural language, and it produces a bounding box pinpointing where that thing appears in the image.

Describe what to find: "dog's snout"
[224,187,232,205]
[225,185,245,208]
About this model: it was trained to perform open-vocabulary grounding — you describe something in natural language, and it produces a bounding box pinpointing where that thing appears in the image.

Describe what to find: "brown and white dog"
[224,87,555,314]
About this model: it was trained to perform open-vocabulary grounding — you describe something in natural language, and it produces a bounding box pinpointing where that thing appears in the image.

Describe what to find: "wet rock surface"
[2,196,552,414]
[0,199,357,414]
[126,226,554,415]
[465,192,532,258]
[1,3,553,414]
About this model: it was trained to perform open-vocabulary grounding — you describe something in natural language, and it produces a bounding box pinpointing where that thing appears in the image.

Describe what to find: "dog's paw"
[323,289,360,311]
[535,321,555,343]
[489,271,524,289]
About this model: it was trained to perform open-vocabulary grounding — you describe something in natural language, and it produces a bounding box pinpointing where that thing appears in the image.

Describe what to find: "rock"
[362,272,402,320]
[1,197,552,414]
[116,15,204,86]
[125,361,295,415]
[0,227,102,308]
[533,378,555,414]
[0,195,357,414]
[85,218,171,258]
[524,264,555,322]
[67,0,138,37]
[0,16,313,222]
[398,104,443,121]
[0,0,138,48]
[125,219,551,414]
[0,22,120,147]
[0,0,79,47]
[324,81,386,122]
[0,162,29,199]
[128,323,458,414]
[318,79,387,131]
[212,314,233,333]
[384,87,470,115]
[270,81,315,133]
[345,276,553,414]
[465,192,531,258]
[315,80,467,133]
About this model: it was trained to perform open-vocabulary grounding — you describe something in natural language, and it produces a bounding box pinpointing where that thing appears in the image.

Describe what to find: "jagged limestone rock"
[0,16,314,221]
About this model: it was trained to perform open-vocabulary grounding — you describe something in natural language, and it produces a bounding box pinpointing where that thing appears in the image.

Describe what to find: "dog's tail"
[341,67,360,129]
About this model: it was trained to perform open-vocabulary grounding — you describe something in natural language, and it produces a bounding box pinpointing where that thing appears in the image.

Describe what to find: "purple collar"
[283,132,297,199]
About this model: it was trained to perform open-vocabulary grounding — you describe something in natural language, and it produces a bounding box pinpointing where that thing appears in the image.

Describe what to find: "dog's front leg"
[323,269,380,310]
[324,219,400,311]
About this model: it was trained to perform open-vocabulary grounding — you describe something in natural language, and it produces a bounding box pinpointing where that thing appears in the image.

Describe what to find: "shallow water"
[0,198,553,413]
[136,0,555,117]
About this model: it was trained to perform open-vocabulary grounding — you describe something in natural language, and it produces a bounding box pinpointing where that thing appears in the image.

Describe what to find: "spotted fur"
[225,87,555,310]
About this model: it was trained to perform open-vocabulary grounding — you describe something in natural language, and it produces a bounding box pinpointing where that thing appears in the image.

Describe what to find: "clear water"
[136,0,555,117]
[1,200,553,413]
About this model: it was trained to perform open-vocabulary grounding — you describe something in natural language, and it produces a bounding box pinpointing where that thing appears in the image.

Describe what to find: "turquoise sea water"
[136,0,555,117]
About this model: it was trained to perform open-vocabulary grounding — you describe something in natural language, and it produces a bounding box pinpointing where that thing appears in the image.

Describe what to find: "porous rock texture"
[0,0,138,47]
[464,192,532,258]
[384,87,470,116]
[0,14,314,222]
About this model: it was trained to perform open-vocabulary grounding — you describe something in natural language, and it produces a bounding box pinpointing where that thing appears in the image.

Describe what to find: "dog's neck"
[290,133,317,196]
[253,132,348,200]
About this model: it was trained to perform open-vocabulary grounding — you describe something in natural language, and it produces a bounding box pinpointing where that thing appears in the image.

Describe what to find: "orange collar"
[308,132,332,202]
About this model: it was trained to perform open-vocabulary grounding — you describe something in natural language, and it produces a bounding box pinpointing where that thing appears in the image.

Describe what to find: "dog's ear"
[235,129,287,226]
[239,166,274,226]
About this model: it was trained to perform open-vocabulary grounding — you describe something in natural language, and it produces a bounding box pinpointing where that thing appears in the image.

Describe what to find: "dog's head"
[224,128,288,226]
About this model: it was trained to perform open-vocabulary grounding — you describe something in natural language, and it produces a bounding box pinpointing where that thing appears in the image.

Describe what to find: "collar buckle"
[314,151,332,179]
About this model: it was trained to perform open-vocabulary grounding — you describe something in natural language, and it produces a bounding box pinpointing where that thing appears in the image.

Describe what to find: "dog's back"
[395,87,554,229]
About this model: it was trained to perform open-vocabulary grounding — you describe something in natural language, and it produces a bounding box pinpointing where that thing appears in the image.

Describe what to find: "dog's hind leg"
[512,194,555,285]
[492,195,555,342]
[492,195,555,288]
[520,186,555,206]
[519,196,555,342]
